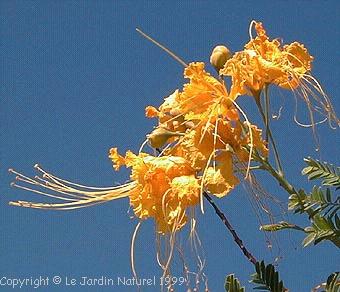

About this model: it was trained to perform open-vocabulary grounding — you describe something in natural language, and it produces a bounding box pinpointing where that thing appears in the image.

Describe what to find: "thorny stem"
[203,192,258,265]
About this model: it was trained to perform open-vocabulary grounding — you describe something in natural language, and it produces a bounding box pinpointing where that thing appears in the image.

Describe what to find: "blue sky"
[1,1,339,291]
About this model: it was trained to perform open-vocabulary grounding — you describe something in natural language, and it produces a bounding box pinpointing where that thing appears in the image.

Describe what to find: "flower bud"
[147,127,184,149]
[210,45,232,72]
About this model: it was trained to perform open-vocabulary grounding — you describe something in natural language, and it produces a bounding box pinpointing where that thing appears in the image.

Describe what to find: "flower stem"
[204,192,257,265]
[254,151,296,195]
[264,85,270,142]
[253,88,284,176]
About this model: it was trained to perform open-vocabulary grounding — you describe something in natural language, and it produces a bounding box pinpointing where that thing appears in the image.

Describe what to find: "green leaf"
[308,169,327,180]
[287,177,339,248]
[313,214,331,230]
[303,157,340,188]
[225,274,245,292]
[260,221,304,232]
[302,233,316,247]
[326,272,340,292]
[250,261,285,292]
[301,166,313,176]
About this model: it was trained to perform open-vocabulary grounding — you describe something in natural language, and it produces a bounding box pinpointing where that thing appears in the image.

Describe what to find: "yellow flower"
[180,62,231,121]
[275,42,313,89]
[112,150,200,234]
[145,62,239,133]
[10,151,200,235]
[166,118,268,198]
[220,21,313,95]
[220,20,338,128]
[204,153,239,198]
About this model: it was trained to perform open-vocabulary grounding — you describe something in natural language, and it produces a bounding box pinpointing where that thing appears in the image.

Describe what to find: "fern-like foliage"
[225,274,245,292]
[302,214,340,247]
[288,187,340,220]
[261,161,340,247]
[288,189,340,247]
[250,261,286,292]
[302,157,340,188]
[287,158,340,247]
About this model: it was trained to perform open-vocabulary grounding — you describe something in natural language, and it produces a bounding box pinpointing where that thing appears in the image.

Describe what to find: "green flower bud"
[147,127,184,149]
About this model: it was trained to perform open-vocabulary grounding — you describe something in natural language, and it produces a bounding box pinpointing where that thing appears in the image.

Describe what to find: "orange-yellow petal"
[170,175,200,206]
[109,148,125,171]
[145,105,159,118]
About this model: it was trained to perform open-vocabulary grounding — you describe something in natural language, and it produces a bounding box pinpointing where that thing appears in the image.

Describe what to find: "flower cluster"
[9,59,267,235]
[9,21,337,236]
[109,60,268,233]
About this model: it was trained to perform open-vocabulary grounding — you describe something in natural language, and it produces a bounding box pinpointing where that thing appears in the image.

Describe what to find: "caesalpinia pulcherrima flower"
[145,62,239,129]
[144,61,267,198]
[110,149,200,234]
[220,21,339,127]
[220,21,314,95]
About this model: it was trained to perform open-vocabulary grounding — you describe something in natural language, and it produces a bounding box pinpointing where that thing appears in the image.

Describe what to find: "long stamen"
[9,166,135,209]
[227,97,254,178]
[35,164,127,190]
[131,221,142,291]
[249,20,257,40]
[200,149,218,214]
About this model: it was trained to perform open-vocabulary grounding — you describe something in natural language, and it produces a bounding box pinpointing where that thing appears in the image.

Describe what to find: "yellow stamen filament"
[249,20,257,40]
[130,221,142,291]
[9,165,135,210]
[200,149,218,214]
